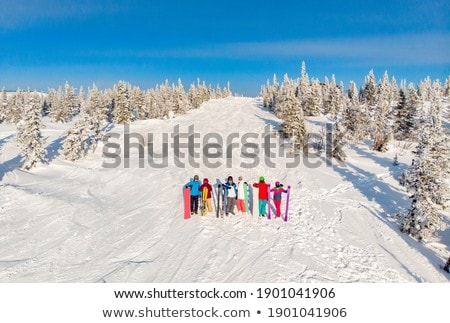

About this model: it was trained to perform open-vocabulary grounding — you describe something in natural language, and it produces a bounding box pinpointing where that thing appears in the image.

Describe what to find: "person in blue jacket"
[223,176,238,216]
[185,175,201,215]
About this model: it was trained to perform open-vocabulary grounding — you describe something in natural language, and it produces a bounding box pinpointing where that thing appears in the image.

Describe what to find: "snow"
[0,97,448,282]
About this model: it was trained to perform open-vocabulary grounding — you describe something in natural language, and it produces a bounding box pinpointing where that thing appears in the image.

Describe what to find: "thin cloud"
[91,32,449,66]
[0,0,128,29]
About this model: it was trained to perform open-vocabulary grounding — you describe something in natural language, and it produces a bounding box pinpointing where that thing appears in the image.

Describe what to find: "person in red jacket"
[199,178,213,214]
[252,176,268,217]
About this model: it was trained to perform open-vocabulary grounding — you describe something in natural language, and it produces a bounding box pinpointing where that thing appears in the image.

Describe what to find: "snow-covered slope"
[0,97,448,282]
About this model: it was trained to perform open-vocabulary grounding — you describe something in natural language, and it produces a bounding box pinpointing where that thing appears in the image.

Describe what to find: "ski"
[201,187,208,216]
[284,185,291,222]
[243,182,250,215]
[223,183,228,216]
[216,184,221,218]
[267,183,271,220]
[183,186,191,219]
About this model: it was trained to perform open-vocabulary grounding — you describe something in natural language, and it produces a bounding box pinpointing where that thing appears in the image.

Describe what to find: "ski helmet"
[275,181,280,187]
[259,176,264,182]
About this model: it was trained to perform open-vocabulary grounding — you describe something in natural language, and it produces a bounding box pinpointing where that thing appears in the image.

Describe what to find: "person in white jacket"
[236,176,248,215]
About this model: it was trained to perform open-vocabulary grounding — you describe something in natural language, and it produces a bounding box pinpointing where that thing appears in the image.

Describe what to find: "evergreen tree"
[129,86,145,120]
[172,79,190,114]
[62,115,89,161]
[444,76,450,97]
[86,84,109,124]
[419,76,432,101]
[0,88,7,123]
[401,82,449,239]
[343,81,368,141]
[363,69,377,107]
[16,92,47,170]
[406,83,422,136]
[113,81,133,124]
[279,76,307,150]
[393,87,412,140]
[323,75,341,116]
[372,71,392,151]
[63,82,80,121]
[390,76,399,103]
[308,78,322,116]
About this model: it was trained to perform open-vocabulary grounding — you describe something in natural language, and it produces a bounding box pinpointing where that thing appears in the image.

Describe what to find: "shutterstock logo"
[101,124,344,169]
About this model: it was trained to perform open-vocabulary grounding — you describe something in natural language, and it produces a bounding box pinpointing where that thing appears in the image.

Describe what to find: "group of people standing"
[185,175,289,217]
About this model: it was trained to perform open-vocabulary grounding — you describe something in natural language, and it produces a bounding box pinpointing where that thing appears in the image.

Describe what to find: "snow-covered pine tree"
[390,76,399,103]
[129,86,145,120]
[62,115,89,161]
[172,79,190,115]
[188,83,202,109]
[223,81,232,97]
[261,80,271,109]
[363,69,377,107]
[297,61,313,116]
[113,81,133,124]
[343,80,368,141]
[330,118,347,162]
[48,86,66,122]
[279,75,307,150]
[444,76,450,97]
[323,75,341,116]
[372,71,392,151]
[86,84,108,124]
[406,83,422,136]
[8,89,24,123]
[393,86,412,140]
[63,82,80,121]
[270,74,279,110]
[401,81,449,239]
[16,91,47,170]
[78,86,86,113]
[215,84,223,99]
[419,76,432,101]
[308,78,322,116]
[144,88,158,119]
[0,88,7,123]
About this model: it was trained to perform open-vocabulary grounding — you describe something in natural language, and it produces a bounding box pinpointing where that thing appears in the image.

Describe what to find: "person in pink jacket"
[270,181,289,218]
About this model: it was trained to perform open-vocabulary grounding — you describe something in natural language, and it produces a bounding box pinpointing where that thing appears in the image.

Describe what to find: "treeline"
[1,79,232,167]
[261,61,450,240]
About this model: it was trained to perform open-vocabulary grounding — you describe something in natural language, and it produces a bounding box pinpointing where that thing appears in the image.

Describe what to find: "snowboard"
[284,185,291,222]
[267,184,271,220]
[252,186,259,217]
[183,186,191,219]
[243,183,250,214]
[201,187,208,216]
[223,183,228,216]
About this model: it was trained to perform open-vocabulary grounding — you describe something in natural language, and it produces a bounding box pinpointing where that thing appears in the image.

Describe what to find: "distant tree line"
[261,62,450,240]
[0,79,232,167]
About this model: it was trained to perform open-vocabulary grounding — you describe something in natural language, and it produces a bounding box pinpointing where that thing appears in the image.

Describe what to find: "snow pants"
[226,197,236,214]
[274,199,282,217]
[258,199,267,216]
[236,199,246,213]
[190,196,199,213]
[204,198,213,212]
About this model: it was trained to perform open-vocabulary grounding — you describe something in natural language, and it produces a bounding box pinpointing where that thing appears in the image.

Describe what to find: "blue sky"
[0,0,449,96]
